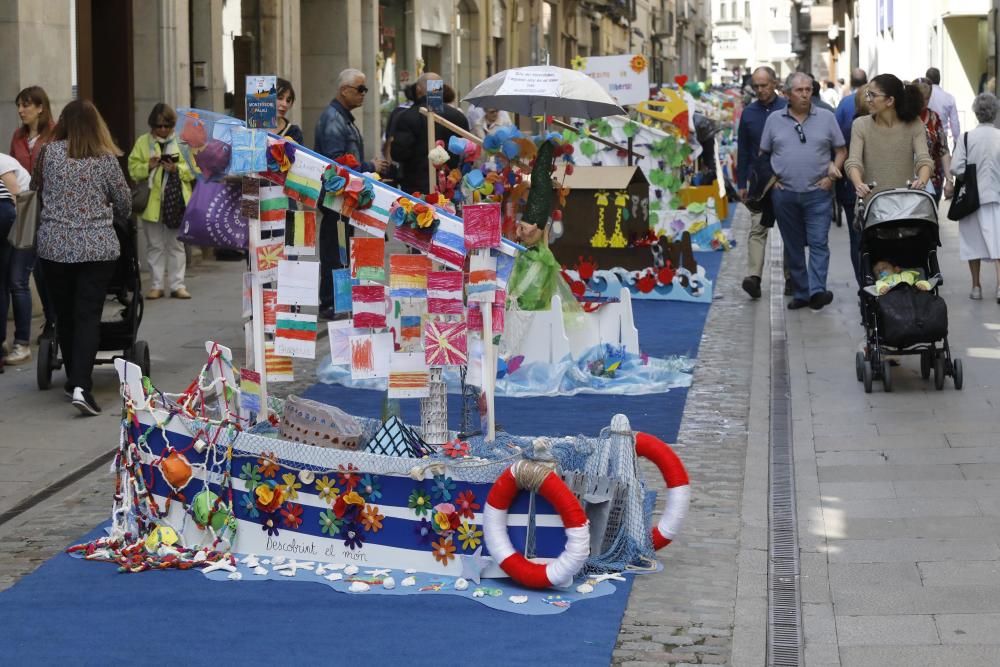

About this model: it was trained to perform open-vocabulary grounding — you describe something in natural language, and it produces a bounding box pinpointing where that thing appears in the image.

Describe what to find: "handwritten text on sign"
[494,68,561,97]
[581,55,650,106]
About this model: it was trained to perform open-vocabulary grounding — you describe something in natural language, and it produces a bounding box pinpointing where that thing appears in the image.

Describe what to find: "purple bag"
[178,180,248,250]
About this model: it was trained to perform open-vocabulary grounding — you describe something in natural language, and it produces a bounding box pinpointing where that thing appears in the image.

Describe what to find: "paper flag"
[350,237,386,282]
[276,260,320,306]
[255,240,285,282]
[260,185,288,231]
[463,203,502,249]
[333,268,354,314]
[262,288,283,333]
[428,221,466,269]
[284,210,317,255]
[424,320,468,366]
[388,352,430,399]
[239,368,262,413]
[264,342,294,382]
[427,270,464,315]
[467,297,504,335]
[283,150,326,208]
[352,284,387,328]
[467,251,497,303]
[328,320,366,365]
[495,250,515,289]
[389,254,431,299]
[274,312,319,359]
[350,332,392,379]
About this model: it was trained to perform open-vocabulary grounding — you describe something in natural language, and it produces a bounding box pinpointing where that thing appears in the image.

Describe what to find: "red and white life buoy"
[483,461,590,589]
[635,432,690,550]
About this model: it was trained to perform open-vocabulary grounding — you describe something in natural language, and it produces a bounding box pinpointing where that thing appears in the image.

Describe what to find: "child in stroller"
[855,188,962,393]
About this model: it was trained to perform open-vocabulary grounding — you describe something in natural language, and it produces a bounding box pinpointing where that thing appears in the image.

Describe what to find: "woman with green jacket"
[127,103,195,299]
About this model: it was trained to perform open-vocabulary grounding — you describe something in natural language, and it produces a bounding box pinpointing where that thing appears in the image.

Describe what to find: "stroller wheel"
[920,351,932,380]
[36,337,55,390]
[934,355,946,390]
[953,358,964,390]
[862,360,873,393]
[855,351,866,382]
[881,361,893,392]
[129,340,151,378]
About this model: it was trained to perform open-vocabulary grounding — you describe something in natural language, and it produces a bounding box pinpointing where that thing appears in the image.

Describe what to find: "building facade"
[710,0,796,85]
[0,0,710,164]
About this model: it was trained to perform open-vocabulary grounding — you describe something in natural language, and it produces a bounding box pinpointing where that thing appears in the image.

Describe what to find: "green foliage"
[579,139,598,158]
[621,121,639,139]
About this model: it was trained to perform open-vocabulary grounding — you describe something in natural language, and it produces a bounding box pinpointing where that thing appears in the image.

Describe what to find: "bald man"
[389,72,470,194]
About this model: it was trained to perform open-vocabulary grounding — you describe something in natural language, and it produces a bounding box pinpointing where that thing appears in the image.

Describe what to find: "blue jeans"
[772,187,833,301]
[0,199,32,347]
[837,179,862,287]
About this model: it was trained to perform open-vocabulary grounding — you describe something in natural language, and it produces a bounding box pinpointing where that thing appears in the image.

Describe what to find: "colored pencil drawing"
[350,237,386,282]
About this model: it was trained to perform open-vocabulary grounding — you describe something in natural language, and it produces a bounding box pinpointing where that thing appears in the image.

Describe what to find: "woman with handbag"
[0,152,32,366]
[10,85,56,341]
[127,103,194,300]
[35,100,131,415]
[949,93,1000,301]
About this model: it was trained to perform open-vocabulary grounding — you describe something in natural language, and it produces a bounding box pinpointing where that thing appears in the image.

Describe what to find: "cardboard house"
[548,165,653,271]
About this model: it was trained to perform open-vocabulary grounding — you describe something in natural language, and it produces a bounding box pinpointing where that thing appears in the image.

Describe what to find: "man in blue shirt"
[834,68,867,286]
[738,66,788,299]
[314,68,389,319]
[761,72,846,311]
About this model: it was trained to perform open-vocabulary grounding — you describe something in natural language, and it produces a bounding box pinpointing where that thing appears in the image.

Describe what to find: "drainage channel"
[767,240,803,666]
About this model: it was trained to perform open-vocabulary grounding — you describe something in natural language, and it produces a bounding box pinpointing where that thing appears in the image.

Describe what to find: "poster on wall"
[576,55,650,107]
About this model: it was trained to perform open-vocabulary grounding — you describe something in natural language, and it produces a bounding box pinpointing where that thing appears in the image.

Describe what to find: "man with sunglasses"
[315,68,389,320]
[737,66,788,300]
[760,72,846,311]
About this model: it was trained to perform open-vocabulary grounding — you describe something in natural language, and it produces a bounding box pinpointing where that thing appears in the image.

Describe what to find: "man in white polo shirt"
[760,72,847,311]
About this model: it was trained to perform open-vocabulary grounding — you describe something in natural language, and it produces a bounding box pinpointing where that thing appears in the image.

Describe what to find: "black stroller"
[37,216,151,389]
[855,188,961,393]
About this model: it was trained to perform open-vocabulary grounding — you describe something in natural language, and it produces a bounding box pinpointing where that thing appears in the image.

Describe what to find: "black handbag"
[947,133,980,221]
[878,284,948,347]
[159,169,186,230]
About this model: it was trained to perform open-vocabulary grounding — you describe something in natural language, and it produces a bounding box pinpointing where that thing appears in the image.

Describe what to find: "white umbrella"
[463,65,626,119]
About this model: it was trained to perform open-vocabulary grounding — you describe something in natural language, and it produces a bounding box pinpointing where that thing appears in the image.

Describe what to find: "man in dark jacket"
[737,66,788,299]
[389,73,471,195]
[314,68,388,319]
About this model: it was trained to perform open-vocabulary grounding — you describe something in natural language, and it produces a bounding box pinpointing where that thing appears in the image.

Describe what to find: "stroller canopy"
[864,189,938,228]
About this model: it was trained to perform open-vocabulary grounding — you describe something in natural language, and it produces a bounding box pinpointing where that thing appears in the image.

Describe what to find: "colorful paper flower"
[454,489,480,519]
[255,482,285,513]
[258,452,280,478]
[431,537,456,565]
[443,440,470,458]
[334,154,360,170]
[261,512,280,537]
[240,492,259,519]
[408,488,433,516]
[415,518,434,544]
[431,474,455,502]
[280,473,302,500]
[319,508,343,537]
[342,490,366,506]
[338,464,360,492]
[343,522,365,550]
[358,475,382,501]
[315,475,340,504]
[414,204,436,229]
[630,54,648,74]
[457,521,483,551]
[570,54,587,71]
[240,463,262,491]
[361,505,384,533]
[280,502,303,529]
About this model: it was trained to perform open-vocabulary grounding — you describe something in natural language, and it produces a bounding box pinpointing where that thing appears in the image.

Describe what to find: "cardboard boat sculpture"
[109,351,689,588]
[72,108,689,592]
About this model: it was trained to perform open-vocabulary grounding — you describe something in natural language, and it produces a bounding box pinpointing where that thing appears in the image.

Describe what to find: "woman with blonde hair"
[128,103,195,300]
[35,100,131,414]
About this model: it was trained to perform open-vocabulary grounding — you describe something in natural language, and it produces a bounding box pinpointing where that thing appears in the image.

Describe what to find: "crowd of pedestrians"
[740,66,1000,312]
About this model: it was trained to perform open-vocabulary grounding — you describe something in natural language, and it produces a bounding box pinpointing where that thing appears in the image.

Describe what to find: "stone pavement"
[787,198,1000,666]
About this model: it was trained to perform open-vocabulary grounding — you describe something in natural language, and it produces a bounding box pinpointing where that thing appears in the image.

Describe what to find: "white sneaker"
[71,387,102,416]
[971,286,983,300]
[6,343,31,365]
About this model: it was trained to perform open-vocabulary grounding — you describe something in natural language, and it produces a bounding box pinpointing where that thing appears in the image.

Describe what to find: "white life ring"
[635,432,690,550]
[483,461,590,589]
